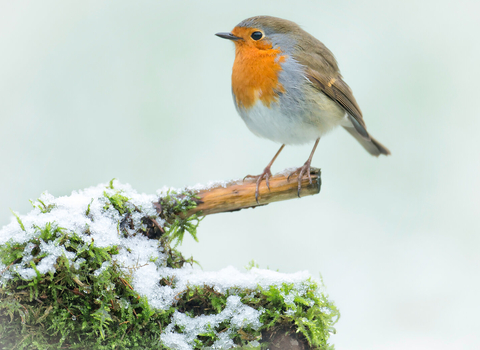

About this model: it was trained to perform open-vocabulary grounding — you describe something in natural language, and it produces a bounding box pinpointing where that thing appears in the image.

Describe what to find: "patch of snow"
[276,167,299,177]
[161,295,261,350]
[0,180,162,287]
[186,179,239,192]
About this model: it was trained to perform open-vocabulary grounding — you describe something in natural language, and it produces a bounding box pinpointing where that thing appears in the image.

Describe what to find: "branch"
[183,167,321,217]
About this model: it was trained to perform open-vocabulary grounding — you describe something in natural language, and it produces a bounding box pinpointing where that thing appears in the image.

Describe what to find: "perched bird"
[216,16,390,201]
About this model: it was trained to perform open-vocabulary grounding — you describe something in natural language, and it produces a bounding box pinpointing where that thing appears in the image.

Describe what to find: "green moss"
[255,282,338,349]
[157,189,202,247]
[167,280,339,349]
[9,209,26,232]
[0,223,170,349]
[29,198,56,214]
[103,191,131,215]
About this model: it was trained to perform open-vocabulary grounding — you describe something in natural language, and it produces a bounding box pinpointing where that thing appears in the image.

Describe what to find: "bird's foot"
[243,166,273,203]
[287,160,313,197]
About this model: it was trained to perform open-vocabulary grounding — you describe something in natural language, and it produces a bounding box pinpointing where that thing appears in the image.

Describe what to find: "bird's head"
[216,16,301,53]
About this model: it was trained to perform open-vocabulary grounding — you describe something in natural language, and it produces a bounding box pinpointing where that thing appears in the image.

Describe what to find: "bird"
[216,16,390,202]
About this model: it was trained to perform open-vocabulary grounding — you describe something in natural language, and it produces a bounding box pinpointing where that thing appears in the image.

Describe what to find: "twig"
[183,167,321,217]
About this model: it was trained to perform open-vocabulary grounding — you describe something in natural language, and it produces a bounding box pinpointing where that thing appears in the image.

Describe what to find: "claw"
[285,138,320,197]
[243,144,286,202]
[265,173,271,190]
[287,160,313,198]
[244,167,273,203]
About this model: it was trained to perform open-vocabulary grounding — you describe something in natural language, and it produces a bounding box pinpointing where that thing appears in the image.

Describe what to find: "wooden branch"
[183,168,321,217]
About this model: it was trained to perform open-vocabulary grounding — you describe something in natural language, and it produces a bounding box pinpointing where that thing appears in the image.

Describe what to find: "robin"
[216,16,390,201]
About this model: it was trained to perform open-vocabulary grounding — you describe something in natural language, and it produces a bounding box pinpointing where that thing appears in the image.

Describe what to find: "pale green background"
[1,1,479,349]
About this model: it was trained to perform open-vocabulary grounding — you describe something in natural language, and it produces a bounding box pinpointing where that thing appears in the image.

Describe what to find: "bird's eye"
[251,31,263,40]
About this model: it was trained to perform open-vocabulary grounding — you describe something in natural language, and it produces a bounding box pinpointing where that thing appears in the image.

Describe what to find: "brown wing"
[306,68,369,139]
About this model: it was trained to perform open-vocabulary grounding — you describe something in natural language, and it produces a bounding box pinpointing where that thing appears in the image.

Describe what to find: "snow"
[186,179,237,192]
[161,295,262,350]
[132,264,311,310]
[0,180,319,349]
[276,167,299,177]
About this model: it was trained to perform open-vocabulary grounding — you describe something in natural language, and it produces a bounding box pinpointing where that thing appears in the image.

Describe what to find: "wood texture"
[183,168,321,217]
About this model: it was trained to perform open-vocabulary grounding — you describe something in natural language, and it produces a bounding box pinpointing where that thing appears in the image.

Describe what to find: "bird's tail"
[343,126,391,156]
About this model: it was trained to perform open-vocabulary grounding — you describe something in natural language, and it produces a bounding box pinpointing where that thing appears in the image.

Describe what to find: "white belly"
[236,90,347,145]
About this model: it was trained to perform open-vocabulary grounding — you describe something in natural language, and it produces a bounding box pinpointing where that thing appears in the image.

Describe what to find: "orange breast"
[231,39,286,110]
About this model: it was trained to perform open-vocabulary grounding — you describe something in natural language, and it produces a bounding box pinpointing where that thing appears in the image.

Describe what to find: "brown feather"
[305,69,367,134]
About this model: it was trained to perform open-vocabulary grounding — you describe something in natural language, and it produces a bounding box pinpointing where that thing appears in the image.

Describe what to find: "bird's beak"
[215,32,242,41]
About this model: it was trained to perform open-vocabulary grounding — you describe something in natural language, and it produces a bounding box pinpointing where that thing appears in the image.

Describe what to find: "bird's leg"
[287,138,320,197]
[244,144,285,203]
